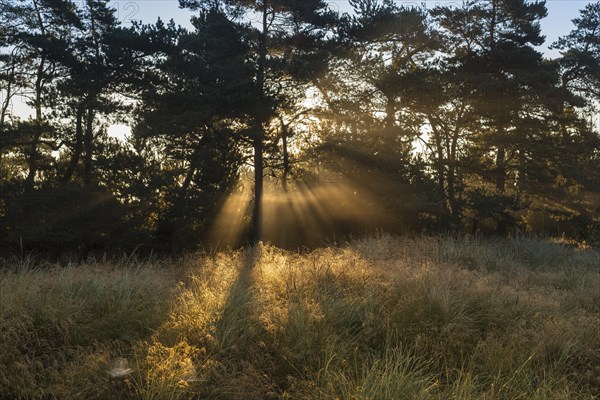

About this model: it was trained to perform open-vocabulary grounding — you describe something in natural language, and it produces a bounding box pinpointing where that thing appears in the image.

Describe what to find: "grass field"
[1,235,599,399]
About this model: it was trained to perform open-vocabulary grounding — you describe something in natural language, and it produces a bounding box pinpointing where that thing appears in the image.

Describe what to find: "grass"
[0,235,599,399]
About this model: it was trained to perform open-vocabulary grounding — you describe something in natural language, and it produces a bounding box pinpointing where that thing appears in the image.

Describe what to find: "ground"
[1,235,599,399]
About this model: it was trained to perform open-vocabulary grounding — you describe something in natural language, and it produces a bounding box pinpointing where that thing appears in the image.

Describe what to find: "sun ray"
[205,184,252,248]
[205,152,404,249]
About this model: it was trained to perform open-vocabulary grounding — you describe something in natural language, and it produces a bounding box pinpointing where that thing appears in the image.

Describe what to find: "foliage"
[0,0,599,254]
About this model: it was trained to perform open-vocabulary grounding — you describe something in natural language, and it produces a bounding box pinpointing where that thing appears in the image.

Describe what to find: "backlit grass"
[1,235,599,399]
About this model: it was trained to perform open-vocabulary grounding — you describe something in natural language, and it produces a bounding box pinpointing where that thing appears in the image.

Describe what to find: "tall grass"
[0,235,598,399]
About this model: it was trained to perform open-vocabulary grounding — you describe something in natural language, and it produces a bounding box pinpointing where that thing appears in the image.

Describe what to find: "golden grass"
[1,235,598,399]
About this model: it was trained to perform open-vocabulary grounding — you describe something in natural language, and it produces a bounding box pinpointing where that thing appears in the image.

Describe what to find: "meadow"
[1,235,599,399]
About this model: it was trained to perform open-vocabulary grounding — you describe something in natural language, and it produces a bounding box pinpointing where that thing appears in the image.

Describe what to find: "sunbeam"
[205,161,397,249]
[205,184,253,248]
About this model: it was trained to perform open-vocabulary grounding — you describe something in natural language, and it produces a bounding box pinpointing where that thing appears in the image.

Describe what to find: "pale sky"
[8,0,598,139]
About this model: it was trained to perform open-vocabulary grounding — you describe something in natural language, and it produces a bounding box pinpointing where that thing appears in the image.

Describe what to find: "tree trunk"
[62,108,85,184]
[385,94,396,130]
[448,129,461,229]
[495,123,508,236]
[25,134,40,189]
[281,121,290,192]
[249,1,269,244]
[83,107,94,186]
[558,103,571,146]
[447,165,460,230]
[26,54,47,189]
[495,127,506,193]
[169,147,201,253]
[181,150,199,196]
[250,136,264,243]
[0,60,16,133]
[431,125,445,194]
[27,1,47,190]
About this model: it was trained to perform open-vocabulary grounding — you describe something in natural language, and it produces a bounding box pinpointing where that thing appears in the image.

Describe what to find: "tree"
[305,1,443,232]
[132,11,256,251]
[420,64,477,230]
[317,1,438,173]
[0,0,161,256]
[541,3,600,239]
[179,0,337,243]
[432,0,550,234]
[54,0,143,187]
[552,2,600,104]
[0,0,79,187]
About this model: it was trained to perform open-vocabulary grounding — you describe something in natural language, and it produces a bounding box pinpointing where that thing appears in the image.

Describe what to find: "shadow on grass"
[213,246,262,352]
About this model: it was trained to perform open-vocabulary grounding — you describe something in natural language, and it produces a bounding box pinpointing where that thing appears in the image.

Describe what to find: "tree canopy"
[1,0,599,257]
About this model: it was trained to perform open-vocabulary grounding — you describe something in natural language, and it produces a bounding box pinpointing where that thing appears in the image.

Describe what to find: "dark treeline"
[0,0,599,257]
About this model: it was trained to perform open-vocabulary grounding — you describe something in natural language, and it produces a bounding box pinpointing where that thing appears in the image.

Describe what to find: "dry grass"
[1,235,598,399]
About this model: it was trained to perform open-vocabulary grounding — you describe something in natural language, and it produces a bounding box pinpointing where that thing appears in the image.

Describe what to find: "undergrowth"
[1,235,598,399]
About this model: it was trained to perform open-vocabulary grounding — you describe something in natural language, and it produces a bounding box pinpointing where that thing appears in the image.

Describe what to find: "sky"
[9,0,598,138]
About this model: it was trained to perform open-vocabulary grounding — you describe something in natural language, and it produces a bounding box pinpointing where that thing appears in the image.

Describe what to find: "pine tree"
[552,2,600,103]
[0,0,79,188]
[179,0,337,243]
[132,10,256,251]
[433,0,550,234]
